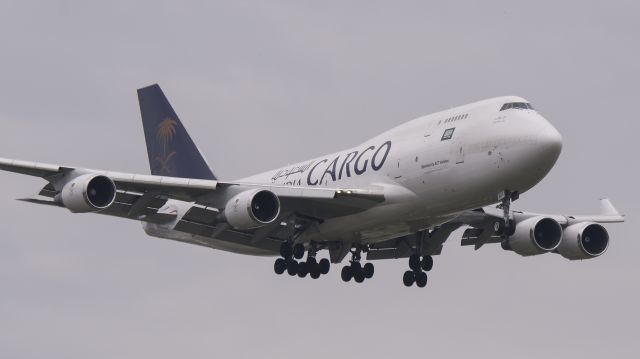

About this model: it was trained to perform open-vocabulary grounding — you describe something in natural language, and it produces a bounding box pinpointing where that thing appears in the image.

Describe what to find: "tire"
[293,243,305,259]
[421,255,433,272]
[409,254,421,272]
[307,256,317,266]
[354,270,365,283]
[501,240,512,251]
[403,270,415,287]
[415,271,428,288]
[341,266,353,282]
[506,220,516,236]
[297,261,308,278]
[493,220,505,235]
[319,258,330,275]
[287,260,298,276]
[280,242,292,258]
[363,263,374,279]
[274,258,287,275]
[351,262,362,272]
[309,262,320,278]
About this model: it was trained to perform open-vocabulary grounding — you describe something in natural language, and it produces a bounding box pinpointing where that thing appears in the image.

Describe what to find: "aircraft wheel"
[341,266,353,282]
[351,261,362,272]
[319,258,330,275]
[297,261,308,278]
[274,258,287,275]
[287,260,298,276]
[415,271,428,288]
[421,255,433,272]
[506,220,516,236]
[363,262,374,279]
[280,242,292,258]
[293,244,305,259]
[493,220,505,235]
[307,256,317,266]
[501,240,511,251]
[409,254,421,272]
[308,261,320,278]
[354,269,365,283]
[403,270,415,287]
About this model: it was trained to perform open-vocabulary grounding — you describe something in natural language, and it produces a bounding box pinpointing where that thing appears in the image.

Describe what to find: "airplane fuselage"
[146,96,562,254]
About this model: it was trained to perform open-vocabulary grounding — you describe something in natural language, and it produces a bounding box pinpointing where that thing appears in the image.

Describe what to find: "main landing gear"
[403,254,433,288]
[340,248,374,284]
[274,242,330,279]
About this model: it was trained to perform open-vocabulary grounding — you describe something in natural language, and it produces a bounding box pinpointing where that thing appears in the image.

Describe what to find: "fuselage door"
[455,140,465,164]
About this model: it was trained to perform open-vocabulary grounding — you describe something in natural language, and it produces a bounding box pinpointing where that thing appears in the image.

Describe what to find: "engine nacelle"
[557,222,609,260]
[504,216,562,256]
[57,174,116,213]
[223,189,280,230]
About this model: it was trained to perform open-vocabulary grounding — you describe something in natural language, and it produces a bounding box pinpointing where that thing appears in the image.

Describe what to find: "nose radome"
[537,121,563,162]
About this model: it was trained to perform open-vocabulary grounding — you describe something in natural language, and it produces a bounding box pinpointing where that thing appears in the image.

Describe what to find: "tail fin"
[137,84,217,180]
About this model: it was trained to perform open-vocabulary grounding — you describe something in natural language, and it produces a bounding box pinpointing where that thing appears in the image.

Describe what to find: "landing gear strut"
[341,247,374,284]
[495,190,518,238]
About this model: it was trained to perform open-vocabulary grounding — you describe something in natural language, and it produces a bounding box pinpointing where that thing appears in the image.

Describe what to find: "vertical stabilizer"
[137,84,216,180]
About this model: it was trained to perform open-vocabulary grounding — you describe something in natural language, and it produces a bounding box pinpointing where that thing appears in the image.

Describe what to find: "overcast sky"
[0,1,638,358]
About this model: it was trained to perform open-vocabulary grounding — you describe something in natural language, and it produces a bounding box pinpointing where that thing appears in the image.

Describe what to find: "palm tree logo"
[155,118,178,174]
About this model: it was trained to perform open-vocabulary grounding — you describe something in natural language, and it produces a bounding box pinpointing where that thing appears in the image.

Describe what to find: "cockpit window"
[500,102,534,111]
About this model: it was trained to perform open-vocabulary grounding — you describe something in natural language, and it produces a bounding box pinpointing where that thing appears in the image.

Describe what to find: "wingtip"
[599,198,622,216]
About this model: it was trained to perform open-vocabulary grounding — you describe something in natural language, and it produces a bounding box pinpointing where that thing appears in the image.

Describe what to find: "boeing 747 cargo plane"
[0,85,625,287]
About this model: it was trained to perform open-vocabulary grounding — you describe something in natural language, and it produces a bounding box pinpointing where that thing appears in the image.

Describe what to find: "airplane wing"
[0,157,386,221]
[456,200,625,250]
[469,200,625,226]
[0,85,389,254]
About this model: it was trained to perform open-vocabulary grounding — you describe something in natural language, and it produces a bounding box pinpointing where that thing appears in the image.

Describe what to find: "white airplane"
[0,85,625,287]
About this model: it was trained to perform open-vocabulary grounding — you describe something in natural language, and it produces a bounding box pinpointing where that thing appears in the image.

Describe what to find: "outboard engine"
[557,222,609,260]
[57,174,117,213]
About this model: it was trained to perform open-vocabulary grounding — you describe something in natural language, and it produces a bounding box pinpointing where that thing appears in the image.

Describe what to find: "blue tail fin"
[137,84,217,180]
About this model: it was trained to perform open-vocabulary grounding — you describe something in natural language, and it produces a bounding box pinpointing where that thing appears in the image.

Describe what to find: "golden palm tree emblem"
[155,118,178,174]
[157,118,178,148]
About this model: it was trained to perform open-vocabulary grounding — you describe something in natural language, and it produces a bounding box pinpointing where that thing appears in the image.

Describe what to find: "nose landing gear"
[496,190,519,238]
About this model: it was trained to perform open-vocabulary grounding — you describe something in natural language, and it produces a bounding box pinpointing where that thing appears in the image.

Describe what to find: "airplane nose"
[537,121,563,162]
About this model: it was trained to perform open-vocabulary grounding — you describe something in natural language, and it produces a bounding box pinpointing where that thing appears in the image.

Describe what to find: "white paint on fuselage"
[240,96,562,245]
[149,96,562,254]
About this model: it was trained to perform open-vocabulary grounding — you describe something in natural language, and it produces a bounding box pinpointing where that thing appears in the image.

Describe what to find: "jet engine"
[58,174,117,213]
[223,189,280,230]
[556,222,609,260]
[503,216,562,256]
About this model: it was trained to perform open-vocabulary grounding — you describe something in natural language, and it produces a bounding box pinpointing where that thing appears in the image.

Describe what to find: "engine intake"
[505,216,562,256]
[223,189,280,230]
[58,174,116,213]
[557,222,609,260]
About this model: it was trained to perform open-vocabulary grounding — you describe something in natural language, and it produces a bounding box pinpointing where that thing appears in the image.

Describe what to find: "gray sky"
[0,1,638,358]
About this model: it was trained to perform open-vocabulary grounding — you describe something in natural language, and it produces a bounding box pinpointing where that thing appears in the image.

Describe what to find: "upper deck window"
[500,102,534,111]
